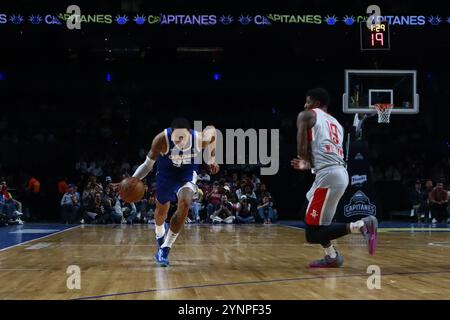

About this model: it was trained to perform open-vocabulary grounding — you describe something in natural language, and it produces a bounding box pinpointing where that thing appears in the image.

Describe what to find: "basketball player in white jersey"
[291,88,377,268]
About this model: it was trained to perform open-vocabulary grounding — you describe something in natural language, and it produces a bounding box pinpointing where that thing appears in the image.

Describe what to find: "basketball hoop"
[374,103,394,123]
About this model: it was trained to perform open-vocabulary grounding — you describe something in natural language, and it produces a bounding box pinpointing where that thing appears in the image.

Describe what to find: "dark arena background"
[0,0,450,303]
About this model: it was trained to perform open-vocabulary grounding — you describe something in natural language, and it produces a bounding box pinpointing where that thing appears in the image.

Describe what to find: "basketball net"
[374,103,394,123]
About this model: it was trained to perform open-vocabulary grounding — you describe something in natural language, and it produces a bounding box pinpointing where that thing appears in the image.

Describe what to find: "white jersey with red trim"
[308,108,346,172]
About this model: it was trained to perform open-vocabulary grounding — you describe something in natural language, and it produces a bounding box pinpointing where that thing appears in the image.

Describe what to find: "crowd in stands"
[0,179,24,225]
[365,146,450,223]
[408,179,450,224]
[1,114,448,226]
[0,172,42,226]
[371,157,449,185]
[55,157,278,226]
[2,152,449,226]
[58,175,147,225]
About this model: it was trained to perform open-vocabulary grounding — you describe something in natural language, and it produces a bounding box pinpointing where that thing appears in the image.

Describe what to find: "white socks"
[156,221,179,248]
[155,223,165,239]
[161,229,179,248]
[324,244,337,258]
[349,220,365,234]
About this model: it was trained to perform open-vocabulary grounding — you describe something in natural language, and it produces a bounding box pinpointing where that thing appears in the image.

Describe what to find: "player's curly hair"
[170,117,191,130]
[306,88,330,107]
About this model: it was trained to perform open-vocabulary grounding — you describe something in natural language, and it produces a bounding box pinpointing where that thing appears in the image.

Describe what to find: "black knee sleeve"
[305,224,328,245]
[305,223,349,245]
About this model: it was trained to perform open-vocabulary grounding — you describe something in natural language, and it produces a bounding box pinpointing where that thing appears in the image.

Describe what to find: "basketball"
[119,177,145,203]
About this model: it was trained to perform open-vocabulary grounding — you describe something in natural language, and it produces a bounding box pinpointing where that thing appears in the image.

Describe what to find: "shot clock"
[360,21,390,51]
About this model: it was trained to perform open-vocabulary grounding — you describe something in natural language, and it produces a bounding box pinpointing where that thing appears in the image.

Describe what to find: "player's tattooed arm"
[291,111,315,170]
[201,125,216,149]
[202,125,219,174]
[148,131,167,160]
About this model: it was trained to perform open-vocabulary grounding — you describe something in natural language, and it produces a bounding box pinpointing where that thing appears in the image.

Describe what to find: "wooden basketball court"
[1,223,450,300]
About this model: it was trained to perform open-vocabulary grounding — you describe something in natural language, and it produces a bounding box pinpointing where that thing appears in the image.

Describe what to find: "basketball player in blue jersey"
[132,118,219,267]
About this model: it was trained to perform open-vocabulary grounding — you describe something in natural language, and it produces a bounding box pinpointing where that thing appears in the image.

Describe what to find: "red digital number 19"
[371,32,384,47]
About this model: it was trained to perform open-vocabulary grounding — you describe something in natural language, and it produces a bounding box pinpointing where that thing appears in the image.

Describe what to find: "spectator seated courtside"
[235,195,255,224]
[409,180,425,222]
[205,182,222,222]
[429,182,449,224]
[210,195,235,224]
[115,197,138,225]
[60,184,80,224]
[1,180,24,225]
[257,195,278,224]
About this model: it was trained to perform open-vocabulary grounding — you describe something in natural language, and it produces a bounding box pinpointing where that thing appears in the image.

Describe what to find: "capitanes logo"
[344,191,376,217]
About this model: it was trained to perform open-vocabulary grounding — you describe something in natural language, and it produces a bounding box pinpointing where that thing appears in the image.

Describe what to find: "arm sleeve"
[132,156,155,180]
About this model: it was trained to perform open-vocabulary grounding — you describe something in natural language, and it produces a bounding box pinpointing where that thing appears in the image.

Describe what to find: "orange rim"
[374,103,394,111]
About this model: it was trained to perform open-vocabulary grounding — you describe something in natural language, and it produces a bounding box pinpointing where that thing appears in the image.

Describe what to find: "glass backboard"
[343,70,419,114]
